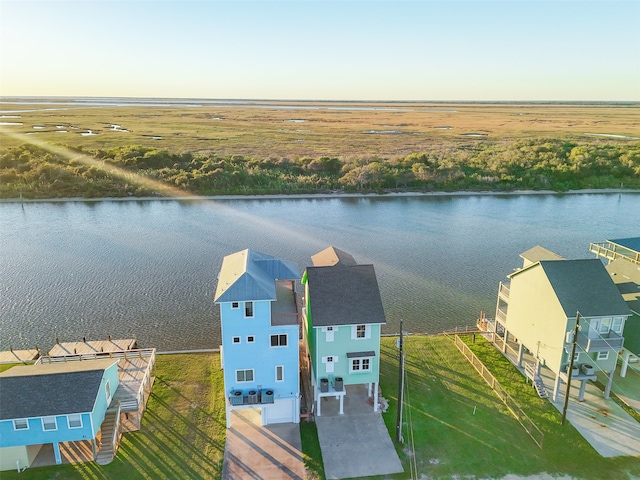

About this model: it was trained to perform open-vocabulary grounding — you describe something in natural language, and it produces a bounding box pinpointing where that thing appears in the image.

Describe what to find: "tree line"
[1,139,638,199]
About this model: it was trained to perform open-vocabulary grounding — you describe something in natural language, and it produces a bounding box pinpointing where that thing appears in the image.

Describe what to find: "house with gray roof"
[494,247,632,404]
[214,249,301,428]
[591,236,640,376]
[302,247,386,416]
[0,359,119,471]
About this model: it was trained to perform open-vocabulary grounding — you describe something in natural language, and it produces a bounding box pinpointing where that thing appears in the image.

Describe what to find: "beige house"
[494,246,632,403]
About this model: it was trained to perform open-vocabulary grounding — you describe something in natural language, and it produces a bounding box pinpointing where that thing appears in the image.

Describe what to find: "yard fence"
[451,334,545,449]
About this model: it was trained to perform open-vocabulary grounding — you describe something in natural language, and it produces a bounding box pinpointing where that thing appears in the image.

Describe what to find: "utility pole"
[396,319,405,443]
[561,312,581,425]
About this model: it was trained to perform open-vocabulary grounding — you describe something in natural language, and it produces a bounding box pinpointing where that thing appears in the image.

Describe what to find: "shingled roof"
[306,248,386,327]
[511,258,631,318]
[0,359,117,420]
[214,249,299,303]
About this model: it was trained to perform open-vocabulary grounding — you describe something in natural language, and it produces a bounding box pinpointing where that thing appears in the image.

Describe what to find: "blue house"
[0,359,119,471]
[214,249,301,428]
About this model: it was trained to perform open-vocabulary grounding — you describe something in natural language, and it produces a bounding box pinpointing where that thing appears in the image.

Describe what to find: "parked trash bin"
[320,378,329,393]
[334,377,343,391]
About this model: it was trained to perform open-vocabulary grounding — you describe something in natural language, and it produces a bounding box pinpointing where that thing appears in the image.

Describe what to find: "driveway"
[222,408,306,480]
[315,384,404,479]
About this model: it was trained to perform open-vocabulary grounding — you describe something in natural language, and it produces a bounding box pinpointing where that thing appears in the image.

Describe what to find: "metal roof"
[214,249,299,303]
[0,360,117,420]
[529,259,632,318]
[610,237,640,254]
[306,263,387,327]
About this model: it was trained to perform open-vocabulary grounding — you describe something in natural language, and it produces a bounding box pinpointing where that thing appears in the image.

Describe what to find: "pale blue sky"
[1,1,639,101]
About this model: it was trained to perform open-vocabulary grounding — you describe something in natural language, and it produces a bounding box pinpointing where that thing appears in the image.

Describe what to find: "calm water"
[1,193,638,352]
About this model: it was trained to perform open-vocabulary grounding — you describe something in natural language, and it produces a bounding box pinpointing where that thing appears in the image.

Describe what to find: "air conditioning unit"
[581,364,595,375]
[248,390,258,404]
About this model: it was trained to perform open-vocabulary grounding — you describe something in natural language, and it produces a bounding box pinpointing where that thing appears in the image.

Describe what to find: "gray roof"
[0,361,116,420]
[311,246,357,267]
[306,263,386,327]
[214,249,299,303]
[605,259,640,354]
[532,259,632,318]
[610,237,640,254]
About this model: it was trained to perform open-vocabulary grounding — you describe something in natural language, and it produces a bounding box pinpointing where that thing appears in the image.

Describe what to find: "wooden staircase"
[525,363,549,399]
[96,406,121,465]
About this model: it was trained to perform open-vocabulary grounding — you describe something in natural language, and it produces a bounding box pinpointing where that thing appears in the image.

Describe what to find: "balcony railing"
[576,331,624,353]
[590,242,640,265]
[496,306,508,323]
[498,281,510,300]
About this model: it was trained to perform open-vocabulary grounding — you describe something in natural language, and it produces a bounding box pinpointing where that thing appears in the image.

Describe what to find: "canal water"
[1,193,637,351]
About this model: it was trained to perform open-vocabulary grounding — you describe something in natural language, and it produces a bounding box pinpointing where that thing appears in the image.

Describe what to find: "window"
[232,336,241,344]
[68,414,83,429]
[247,335,255,343]
[356,325,366,338]
[322,355,336,373]
[599,318,612,334]
[350,357,372,373]
[245,301,254,317]
[105,380,112,404]
[270,334,287,347]
[236,369,254,382]
[42,416,57,431]
[323,326,335,342]
[573,352,580,363]
[276,365,284,382]
[612,317,624,334]
[597,351,610,361]
[231,302,239,309]
[13,419,28,430]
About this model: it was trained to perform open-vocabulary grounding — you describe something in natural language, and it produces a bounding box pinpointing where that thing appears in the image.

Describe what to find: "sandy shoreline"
[0,188,637,204]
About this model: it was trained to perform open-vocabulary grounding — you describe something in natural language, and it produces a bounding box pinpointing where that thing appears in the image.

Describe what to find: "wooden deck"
[47,338,136,356]
[0,349,40,364]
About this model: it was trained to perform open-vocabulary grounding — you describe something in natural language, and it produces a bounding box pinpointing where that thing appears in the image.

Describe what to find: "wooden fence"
[452,335,544,449]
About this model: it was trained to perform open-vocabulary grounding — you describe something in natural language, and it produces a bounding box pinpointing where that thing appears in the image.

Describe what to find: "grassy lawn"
[3,338,640,479]
[1,353,227,480]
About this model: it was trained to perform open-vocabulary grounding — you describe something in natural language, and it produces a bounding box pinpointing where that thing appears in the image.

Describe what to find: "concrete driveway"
[315,384,403,479]
[222,408,306,480]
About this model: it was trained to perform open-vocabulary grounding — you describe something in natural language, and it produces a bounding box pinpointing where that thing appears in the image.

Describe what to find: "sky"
[1,0,639,101]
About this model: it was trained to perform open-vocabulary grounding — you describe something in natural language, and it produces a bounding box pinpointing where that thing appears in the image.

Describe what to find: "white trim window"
[573,352,580,363]
[322,355,337,373]
[352,324,371,340]
[322,326,336,342]
[597,351,610,361]
[270,334,287,347]
[349,357,372,373]
[612,317,624,334]
[68,414,83,429]
[42,416,57,431]
[599,318,612,335]
[236,369,254,382]
[245,301,254,318]
[275,365,284,382]
[13,418,28,431]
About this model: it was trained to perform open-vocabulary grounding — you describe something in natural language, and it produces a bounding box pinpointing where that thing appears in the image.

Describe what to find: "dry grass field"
[2,100,638,159]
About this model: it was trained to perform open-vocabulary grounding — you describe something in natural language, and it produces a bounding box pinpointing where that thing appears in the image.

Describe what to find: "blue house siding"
[90,363,120,435]
[0,412,94,448]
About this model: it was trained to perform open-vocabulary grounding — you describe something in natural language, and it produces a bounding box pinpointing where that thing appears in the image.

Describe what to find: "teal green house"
[302,247,386,416]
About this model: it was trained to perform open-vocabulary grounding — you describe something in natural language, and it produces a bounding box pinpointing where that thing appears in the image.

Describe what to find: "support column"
[317,392,322,417]
[517,343,524,368]
[53,442,62,465]
[339,395,344,415]
[552,374,562,402]
[605,369,615,399]
[226,406,231,429]
[373,382,379,412]
[578,380,587,402]
[367,382,372,397]
[502,331,509,353]
[621,350,630,378]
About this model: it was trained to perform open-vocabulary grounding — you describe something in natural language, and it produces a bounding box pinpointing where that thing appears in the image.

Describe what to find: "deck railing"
[36,348,156,363]
[590,242,640,265]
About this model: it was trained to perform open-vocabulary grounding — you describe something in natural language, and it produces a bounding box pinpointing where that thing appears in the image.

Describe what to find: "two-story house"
[214,249,301,428]
[590,237,640,376]
[302,247,386,416]
[495,246,632,403]
[0,359,119,471]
